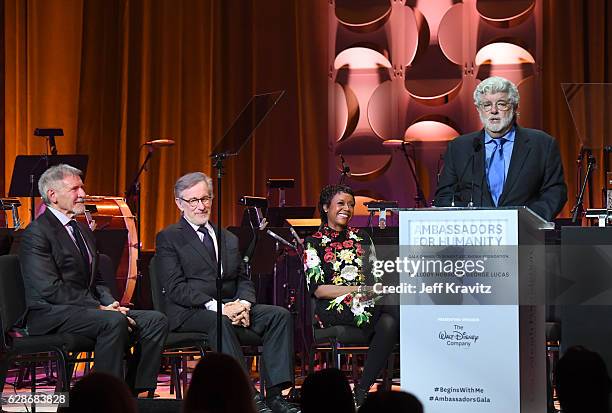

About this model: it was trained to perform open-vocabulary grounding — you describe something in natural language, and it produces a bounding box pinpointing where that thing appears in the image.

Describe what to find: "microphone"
[289,227,303,247]
[144,139,175,147]
[266,229,296,250]
[452,137,482,207]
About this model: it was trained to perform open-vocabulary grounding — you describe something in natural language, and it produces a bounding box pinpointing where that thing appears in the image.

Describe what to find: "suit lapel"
[42,209,90,279]
[499,126,530,205]
[179,217,216,268]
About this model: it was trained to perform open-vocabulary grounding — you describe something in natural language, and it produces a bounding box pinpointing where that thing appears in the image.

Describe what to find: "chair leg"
[331,340,340,369]
[181,355,189,397]
[55,350,70,392]
[168,359,176,396]
[30,363,37,413]
[259,355,266,396]
[173,358,183,400]
[0,354,9,391]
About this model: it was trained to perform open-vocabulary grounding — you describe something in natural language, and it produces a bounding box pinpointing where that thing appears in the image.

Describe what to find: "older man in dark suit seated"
[155,172,298,413]
[19,164,168,396]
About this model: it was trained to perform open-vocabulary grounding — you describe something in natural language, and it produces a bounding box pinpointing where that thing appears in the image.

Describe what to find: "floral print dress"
[303,225,381,328]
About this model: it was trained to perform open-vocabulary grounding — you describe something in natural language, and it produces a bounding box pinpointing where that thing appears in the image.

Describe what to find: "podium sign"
[398,208,547,413]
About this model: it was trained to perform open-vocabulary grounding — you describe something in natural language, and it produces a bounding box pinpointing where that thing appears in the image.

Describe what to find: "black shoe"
[254,391,273,413]
[266,395,301,413]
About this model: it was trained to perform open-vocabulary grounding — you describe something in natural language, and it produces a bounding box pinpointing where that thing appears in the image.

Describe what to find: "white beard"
[480,109,515,136]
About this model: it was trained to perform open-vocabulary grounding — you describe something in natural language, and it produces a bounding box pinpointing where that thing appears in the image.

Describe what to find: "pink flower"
[331,242,343,250]
[343,294,353,305]
[356,244,364,256]
[343,240,354,248]
[324,252,335,263]
[325,247,332,253]
[313,232,323,238]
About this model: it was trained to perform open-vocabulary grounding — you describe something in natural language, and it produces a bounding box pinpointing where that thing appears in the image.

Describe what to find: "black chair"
[149,256,267,398]
[148,256,208,399]
[309,297,396,390]
[0,255,96,396]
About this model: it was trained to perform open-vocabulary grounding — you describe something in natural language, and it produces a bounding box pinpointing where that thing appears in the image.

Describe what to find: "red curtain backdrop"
[3,0,328,248]
[2,0,612,248]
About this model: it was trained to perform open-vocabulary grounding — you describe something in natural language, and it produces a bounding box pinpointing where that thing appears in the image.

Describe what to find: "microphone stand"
[126,145,155,304]
[399,142,428,207]
[571,152,595,223]
[212,154,226,352]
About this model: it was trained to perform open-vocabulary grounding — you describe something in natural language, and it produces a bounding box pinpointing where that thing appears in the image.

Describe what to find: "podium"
[397,207,552,413]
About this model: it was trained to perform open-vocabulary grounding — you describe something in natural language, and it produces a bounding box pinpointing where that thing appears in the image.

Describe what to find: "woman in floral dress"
[303,185,399,405]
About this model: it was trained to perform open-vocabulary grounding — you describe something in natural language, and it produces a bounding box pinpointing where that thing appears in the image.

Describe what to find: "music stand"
[209,90,285,351]
[8,155,89,221]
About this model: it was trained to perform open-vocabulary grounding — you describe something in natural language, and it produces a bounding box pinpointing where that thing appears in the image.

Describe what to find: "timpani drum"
[78,196,138,305]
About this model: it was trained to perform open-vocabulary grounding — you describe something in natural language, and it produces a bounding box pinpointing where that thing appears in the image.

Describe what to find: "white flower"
[332,261,341,272]
[304,248,321,269]
[321,235,331,244]
[332,294,349,305]
[341,265,358,281]
[351,298,366,316]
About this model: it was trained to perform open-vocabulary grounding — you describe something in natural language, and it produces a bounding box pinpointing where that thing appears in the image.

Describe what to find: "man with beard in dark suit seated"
[155,172,299,413]
[435,76,567,221]
[19,164,168,396]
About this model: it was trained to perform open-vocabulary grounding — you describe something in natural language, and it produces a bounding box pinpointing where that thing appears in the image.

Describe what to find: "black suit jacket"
[19,208,116,335]
[155,218,256,331]
[434,125,568,221]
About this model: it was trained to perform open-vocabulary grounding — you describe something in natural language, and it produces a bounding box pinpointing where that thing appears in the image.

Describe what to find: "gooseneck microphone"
[266,229,297,250]
[452,137,483,207]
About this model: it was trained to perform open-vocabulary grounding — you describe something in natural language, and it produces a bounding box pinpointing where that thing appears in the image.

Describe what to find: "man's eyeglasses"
[178,196,214,208]
[479,100,512,112]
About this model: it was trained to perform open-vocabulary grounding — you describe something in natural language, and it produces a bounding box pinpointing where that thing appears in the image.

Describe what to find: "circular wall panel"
[404,118,460,142]
[475,42,535,65]
[477,0,535,28]
[367,80,410,140]
[335,0,392,33]
[438,3,463,65]
[334,47,392,70]
[335,134,392,180]
[333,83,360,142]
[516,75,536,129]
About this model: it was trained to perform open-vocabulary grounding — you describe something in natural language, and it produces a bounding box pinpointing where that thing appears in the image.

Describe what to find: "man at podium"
[434,76,567,221]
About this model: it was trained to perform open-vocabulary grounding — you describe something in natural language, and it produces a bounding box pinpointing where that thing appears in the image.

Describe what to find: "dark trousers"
[55,309,168,390]
[358,305,400,391]
[177,304,294,388]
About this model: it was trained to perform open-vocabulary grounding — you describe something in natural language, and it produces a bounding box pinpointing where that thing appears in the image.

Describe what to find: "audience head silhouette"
[300,368,355,413]
[556,345,612,413]
[183,352,256,413]
[58,372,136,413]
[358,390,423,413]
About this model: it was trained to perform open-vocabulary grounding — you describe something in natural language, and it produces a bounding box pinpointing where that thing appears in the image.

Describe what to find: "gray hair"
[473,76,520,108]
[174,172,213,198]
[38,164,83,205]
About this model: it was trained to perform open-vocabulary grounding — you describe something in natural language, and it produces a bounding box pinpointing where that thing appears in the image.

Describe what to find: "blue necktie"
[488,138,506,206]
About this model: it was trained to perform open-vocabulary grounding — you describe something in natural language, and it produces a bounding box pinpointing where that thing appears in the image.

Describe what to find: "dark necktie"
[67,220,91,275]
[197,225,218,264]
[487,137,507,206]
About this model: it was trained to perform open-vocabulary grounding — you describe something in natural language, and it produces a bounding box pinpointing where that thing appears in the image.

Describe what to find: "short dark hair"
[318,184,355,225]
